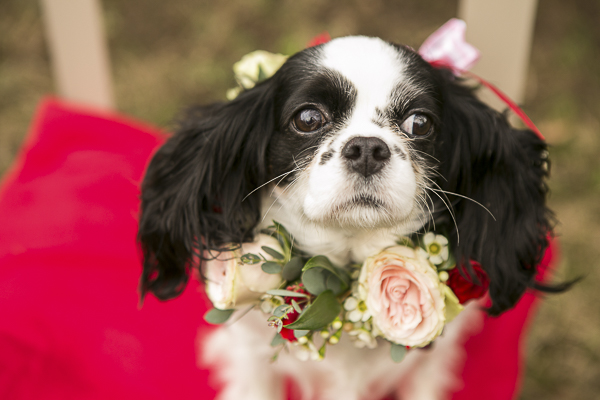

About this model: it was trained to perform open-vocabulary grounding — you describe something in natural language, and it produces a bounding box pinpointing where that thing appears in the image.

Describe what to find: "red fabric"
[0,99,218,400]
[0,98,556,400]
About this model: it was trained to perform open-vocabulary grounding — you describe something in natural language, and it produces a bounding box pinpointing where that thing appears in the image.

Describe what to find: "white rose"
[359,246,446,348]
[201,234,284,310]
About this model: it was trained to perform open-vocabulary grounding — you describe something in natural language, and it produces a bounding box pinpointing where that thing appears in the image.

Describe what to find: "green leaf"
[240,253,261,265]
[204,308,235,325]
[325,273,344,295]
[437,252,457,271]
[268,221,293,260]
[257,64,268,82]
[270,332,286,347]
[390,343,407,363]
[266,289,310,298]
[302,268,327,295]
[293,329,310,338]
[262,246,285,260]
[395,236,415,247]
[303,255,350,288]
[291,299,302,313]
[273,304,291,317]
[282,257,304,282]
[443,285,464,323]
[318,343,327,359]
[272,221,292,245]
[261,261,283,274]
[284,290,341,331]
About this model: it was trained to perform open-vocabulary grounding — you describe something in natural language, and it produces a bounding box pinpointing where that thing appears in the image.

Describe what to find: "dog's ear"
[138,80,276,301]
[432,68,554,315]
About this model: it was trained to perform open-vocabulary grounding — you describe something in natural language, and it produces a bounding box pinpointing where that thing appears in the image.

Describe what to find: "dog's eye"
[400,114,432,137]
[293,108,324,133]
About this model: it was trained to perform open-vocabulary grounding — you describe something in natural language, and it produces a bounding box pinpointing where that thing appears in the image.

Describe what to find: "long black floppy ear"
[138,80,276,301]
[432,68,558,315]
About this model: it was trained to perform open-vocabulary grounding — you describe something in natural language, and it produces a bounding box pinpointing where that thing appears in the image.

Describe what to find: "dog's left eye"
[293,108,325,133]
[399,113,432,137]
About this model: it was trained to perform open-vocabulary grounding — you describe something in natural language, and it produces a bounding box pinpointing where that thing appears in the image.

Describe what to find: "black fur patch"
[320,150,335,165]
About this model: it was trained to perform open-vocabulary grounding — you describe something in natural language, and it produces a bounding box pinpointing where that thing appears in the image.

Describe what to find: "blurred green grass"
[1,0,599,398]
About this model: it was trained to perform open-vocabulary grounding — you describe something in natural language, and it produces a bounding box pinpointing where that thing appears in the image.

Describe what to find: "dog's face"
[138,36,552,315]
[268,37,438,231]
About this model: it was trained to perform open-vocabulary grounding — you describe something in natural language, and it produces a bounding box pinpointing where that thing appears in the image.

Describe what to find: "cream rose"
[201,234,284,310]
[232,50,288,90]
[359,246,446,348]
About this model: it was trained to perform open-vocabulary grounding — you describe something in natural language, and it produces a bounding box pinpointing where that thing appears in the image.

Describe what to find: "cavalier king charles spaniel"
[138,36,554,400]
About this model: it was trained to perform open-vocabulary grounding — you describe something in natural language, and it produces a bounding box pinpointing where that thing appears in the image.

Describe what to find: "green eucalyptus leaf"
[270,332,286,347]
[293,329,310,338]
[266,289,309,298]
[303,255,334,271]
[302,268,327,295]
[390,343,407,363]
[303,255,350,288]
[325,273,344,295]
[240,253,261,265]
[261,261,283,274]
[204,308,235,325]
[284,290,341,331]
[262,246,285,260]
[282,257,304,282]
[291,299,302,313]
[274,304,291,317]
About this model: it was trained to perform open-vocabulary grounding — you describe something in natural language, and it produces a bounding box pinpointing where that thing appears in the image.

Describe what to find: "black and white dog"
[138,36,555,399]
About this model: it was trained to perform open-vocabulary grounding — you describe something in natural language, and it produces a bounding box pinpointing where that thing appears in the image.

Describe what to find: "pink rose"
[359,246,446,347]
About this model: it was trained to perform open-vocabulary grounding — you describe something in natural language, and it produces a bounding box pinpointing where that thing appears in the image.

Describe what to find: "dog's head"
[138,36,552,315]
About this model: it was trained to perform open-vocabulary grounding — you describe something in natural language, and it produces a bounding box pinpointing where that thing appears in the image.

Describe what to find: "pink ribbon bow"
[418,19,544,140]
[418,18,480,75]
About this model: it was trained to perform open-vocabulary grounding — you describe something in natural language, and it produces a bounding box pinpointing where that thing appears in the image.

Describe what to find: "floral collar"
[203,222,489,363]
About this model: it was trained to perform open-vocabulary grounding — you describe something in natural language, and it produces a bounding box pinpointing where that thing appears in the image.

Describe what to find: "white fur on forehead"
[321,36,405,109]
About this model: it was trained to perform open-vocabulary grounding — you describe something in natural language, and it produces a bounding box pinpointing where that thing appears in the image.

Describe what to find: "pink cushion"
[0,98,555,399]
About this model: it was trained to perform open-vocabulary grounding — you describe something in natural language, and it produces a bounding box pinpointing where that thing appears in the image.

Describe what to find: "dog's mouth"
[350,194,384,208]
[336,194,385,211]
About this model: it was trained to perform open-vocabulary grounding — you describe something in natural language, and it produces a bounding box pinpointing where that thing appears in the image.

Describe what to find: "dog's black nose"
[341,136,391,177]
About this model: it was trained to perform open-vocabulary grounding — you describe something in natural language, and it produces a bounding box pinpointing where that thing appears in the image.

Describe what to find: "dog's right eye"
[293,108,325,133]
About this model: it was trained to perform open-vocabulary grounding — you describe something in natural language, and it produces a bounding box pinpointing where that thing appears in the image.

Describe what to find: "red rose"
[279,283,310,342]
[279,310,299,342]
[446,261,489,304]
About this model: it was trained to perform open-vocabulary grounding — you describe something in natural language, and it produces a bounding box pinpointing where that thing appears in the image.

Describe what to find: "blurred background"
[1,0,599,398]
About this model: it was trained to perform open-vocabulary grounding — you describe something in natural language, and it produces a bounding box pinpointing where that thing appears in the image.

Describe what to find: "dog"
[137,36,554,399]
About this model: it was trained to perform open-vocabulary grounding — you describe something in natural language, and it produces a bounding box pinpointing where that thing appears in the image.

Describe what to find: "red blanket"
[0,98,554,400]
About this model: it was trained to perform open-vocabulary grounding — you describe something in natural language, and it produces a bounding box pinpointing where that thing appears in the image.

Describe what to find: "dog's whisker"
[422,176,496,221]
[294,145,322,159]
[262,175,301,222]
[243,167,303,201]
